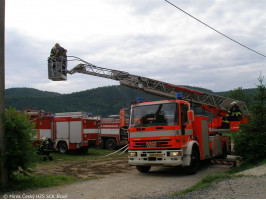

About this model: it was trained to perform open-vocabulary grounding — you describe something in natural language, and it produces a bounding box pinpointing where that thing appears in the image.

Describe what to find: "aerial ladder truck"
[48,56,249,174]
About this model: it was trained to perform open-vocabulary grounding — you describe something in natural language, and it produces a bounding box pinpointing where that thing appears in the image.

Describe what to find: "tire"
[184,145,200,175]
[99,139,106,149]
[58,142,68,154]
[106,138,117,150]
[136,166,151,173]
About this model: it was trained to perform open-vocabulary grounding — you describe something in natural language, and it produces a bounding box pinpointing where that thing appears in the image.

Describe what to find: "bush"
[1,107,38,180]
[233,75,266,162]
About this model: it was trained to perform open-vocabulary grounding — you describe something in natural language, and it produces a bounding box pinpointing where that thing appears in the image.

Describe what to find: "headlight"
[168,151,182,157]
[129,152,137,157]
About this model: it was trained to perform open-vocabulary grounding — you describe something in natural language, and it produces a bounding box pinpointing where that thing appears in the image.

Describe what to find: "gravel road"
[5,162,266,199]
[176,164,266,199]
[176,176,266,199]
[8,163,230,199]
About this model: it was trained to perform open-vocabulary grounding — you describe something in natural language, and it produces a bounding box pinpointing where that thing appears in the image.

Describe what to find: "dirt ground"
[35,156,132,179]
[11,156,233,199]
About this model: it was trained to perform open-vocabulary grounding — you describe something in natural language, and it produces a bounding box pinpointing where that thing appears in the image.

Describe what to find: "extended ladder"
[48,56,249,115]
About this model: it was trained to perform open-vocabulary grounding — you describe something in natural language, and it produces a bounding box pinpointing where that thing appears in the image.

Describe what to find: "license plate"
[146,142,156,146]
[149,153,163,157]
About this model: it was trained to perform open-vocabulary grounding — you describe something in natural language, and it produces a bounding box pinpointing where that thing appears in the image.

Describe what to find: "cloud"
[5,0,266,94]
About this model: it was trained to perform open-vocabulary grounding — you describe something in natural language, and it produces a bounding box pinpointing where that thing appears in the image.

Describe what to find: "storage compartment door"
[201,119,210,159]
[70,121,82,143]
[56,122,69,139]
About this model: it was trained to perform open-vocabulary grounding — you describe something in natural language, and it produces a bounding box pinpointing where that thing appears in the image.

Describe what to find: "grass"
[172,159,266,197]
[0,147,127,194]
[0,174,82,194]
[173,172,231,196]
[36,147,127,167]
[2,147,264,195]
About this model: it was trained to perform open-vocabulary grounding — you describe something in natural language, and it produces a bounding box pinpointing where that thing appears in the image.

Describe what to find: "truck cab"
[128,98,200,173]
[128,97,230,174]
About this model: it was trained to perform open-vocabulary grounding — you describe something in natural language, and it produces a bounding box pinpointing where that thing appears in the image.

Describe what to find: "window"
[181,103,188,124]
[130,102,178,127]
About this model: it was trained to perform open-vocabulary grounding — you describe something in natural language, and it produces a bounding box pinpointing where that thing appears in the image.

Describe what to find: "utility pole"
[0,0,8,184]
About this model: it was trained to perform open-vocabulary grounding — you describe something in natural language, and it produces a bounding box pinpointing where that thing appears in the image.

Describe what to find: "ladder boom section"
[66,57,249,115]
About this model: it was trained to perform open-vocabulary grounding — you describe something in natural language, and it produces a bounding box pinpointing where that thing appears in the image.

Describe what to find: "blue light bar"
[176,93,182,100]
[137,97,143,103]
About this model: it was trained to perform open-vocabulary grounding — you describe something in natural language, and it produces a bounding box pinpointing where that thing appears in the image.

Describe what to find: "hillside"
[5,86,162,116]
[216,88,257,97]
[5,86,256,117]
[5,87,61,97]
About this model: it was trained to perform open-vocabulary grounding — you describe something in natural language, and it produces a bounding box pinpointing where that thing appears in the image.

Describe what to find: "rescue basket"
[48,56,67,81]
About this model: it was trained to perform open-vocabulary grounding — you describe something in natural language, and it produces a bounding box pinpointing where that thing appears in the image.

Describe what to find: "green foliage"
[1,107,38,179]
[5,86,163,116]
[0,148,125,192]
[217,88,256,109]
[5,85,257,117]
[227,87,251,108]
[173,158,266,197]
[172,172,231,197]
[5,87,60,97]
[233,74,266,162]
[0,174,81,193]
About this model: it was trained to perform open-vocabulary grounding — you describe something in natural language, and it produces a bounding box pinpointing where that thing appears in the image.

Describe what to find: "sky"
[5,0,266,94]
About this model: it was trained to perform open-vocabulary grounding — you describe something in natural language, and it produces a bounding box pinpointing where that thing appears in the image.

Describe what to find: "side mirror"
[188,110,194,122]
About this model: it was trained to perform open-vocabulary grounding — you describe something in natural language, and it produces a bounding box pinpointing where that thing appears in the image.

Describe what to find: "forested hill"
[5,88,61,97]
[5,86,162,116]
[5,86,256,117]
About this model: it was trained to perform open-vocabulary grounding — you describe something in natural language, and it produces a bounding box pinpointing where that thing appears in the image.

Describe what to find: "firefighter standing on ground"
[39,137,54,161]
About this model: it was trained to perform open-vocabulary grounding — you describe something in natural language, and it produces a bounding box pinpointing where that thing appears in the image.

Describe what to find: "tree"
[227,87,251,108]
[1,107,38,180]
[233,74,266,162]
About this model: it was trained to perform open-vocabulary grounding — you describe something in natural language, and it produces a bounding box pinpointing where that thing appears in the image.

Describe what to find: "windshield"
[130,102,178,127]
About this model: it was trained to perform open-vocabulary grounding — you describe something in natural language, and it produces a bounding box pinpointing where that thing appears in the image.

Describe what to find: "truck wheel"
[58,142,68,154]
[106,138,117,150]
[184,145,200,175]
[99,139,106,149]
[136,166,151,173]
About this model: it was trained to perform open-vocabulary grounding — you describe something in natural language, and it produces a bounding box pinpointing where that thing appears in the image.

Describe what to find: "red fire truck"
[34,112,101,153]
[100,109,129,150]
[48,56,249,173]
[27,109,128,152]
[127,96,233,174]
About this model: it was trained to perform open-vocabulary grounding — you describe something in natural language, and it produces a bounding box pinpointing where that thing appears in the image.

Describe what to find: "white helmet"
[231,101,238,105]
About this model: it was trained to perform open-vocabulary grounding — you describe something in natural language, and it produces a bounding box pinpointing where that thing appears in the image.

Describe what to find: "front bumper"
[128,150,183,166]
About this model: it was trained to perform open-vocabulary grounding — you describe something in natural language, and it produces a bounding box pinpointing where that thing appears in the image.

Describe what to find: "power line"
[165,0,266,58]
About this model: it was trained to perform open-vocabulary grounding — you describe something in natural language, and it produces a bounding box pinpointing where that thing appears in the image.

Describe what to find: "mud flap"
[182,141,199,166]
